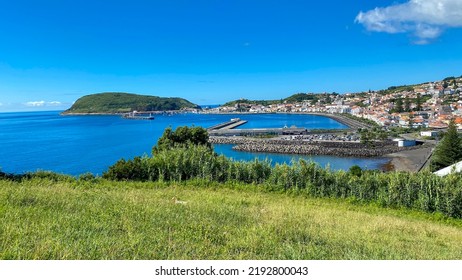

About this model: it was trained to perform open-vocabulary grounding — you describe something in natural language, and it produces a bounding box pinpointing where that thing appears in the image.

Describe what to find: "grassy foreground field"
[1,177,462,260]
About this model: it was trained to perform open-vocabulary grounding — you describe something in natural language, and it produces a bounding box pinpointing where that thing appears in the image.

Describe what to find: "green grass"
[1,178,462,260]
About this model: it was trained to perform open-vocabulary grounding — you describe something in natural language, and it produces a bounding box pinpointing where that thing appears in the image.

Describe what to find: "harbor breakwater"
[209,136,421,158]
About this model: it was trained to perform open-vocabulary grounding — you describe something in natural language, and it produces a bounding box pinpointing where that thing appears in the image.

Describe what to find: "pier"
[220,120,248,130]
[208,127,307,136]
[122,111,155,120]
[207,118,248,130]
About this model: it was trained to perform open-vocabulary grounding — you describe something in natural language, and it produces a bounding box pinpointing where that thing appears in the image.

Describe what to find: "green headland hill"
[62,92,200,114]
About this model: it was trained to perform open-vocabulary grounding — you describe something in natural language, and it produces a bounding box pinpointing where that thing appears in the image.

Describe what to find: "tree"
[360,128,375,147]
[443,81,449,89]
[408,113,414,128]
[415,92,422,111]
[324,95,332,104]
[404,97,411,112]
[443,76,456,81]
[152,126,211,154]
[430,119,462,171]
[395,98,404,113]
[348,165,362,177]
[378,130,388,141]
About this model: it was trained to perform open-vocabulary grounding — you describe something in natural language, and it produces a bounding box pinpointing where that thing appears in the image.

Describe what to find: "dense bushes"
[103,144,462,218]
[104,145,271,183]
[0,169,75,183]
[100,125,462,218]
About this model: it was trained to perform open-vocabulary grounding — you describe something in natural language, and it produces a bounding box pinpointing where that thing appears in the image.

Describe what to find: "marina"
[0,111,390,176]
[208,118,308,136]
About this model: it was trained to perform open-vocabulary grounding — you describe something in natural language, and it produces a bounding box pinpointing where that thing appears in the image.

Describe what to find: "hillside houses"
[207,76,462,129]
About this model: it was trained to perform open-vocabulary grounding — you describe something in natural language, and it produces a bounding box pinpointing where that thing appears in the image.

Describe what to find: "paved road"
[386,144,435,172]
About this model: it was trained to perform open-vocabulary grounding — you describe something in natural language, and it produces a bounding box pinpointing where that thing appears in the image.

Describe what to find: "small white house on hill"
[393,138,416,147]
[434,160,462,177]
[420,131,438,137]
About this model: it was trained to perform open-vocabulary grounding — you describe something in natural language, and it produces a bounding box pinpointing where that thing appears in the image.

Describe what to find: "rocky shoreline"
[209,136,422,158]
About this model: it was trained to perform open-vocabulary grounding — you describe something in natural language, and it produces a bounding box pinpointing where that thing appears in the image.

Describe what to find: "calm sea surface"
[0,111,389,176]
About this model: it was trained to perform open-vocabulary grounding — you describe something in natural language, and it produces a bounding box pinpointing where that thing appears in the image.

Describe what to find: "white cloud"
[26,101,46,107]
[25,101,63,107]
[355,0,462,43]
[0,102,3,106]
[48,101,62,106]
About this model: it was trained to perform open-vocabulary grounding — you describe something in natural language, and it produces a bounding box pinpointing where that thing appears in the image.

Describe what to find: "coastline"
[60,111,428,172]
[209,136,422,159]
[60,112,123,116]
[62,111,374,130]
[60,110,188,116]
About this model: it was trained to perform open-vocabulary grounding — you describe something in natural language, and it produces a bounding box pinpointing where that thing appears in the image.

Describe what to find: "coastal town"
[205,76,462,131]
[200,76,462,173]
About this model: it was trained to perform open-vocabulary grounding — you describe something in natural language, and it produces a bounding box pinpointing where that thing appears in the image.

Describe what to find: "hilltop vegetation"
[222,98,279,107]
[377,85,416,95]
[63,92,200,114]
[220,75,462,108]
[222,93,338,107]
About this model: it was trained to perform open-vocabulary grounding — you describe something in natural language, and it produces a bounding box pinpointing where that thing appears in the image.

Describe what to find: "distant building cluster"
[205,76,462,130]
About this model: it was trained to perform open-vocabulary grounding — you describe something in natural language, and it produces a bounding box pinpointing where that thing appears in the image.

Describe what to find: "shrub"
[26,171,75,183]
[103,157,150,181]
[152,126,211,154]
[349,165,362,177]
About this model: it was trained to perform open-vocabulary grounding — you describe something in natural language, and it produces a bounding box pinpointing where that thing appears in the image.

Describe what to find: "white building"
[420,131,438,138]
[434,160,462,176]
[393,138,417,147]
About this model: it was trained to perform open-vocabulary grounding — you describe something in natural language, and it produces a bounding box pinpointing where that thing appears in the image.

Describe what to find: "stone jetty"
[209,136,421,158]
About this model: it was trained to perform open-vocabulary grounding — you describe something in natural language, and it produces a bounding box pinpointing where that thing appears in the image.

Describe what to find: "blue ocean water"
[0,111,388,176]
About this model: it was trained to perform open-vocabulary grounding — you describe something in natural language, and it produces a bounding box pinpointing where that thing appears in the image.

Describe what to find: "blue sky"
[1,0,462,112]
